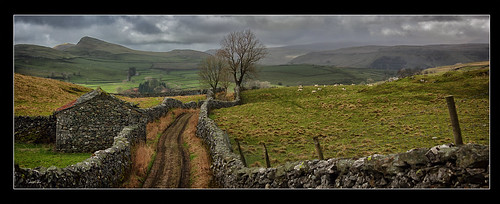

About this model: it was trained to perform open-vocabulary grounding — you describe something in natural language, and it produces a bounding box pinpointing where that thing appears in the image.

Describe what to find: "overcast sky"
[14,15,490,52]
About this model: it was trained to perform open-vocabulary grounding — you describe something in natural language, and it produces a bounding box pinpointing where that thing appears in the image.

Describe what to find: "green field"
[76,69,202,93]
[77,64,397,93]
[211,66,489,167]
[14,143,92,168]
[16,53,397,93]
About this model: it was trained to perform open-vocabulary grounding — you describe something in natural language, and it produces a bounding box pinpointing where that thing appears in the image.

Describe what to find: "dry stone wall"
[14,91,200,188]
[14,115,56,144]
[54,88,203,153]
[115,87,223,98]
[196,99,490,188]
[15,125,142,188]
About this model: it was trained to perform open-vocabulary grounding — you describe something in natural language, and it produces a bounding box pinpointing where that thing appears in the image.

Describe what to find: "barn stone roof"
[54,87,139,114]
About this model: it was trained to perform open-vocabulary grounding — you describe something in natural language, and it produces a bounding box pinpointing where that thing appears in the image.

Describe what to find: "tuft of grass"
[212,66,489,167]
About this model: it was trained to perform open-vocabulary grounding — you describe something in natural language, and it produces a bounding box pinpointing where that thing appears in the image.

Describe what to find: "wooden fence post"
[235,139,247,167]
[445,95,464,145]
[261,142,271,168]
[313,136,324,160]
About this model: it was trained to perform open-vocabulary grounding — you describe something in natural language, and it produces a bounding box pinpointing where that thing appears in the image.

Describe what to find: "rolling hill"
[15,37,489,93]
[60,36,209,65]
[14,36,211,92]
[289,43,489,70]
[259,41,368,65]
[257,64,396,86]
[16,36,210,71]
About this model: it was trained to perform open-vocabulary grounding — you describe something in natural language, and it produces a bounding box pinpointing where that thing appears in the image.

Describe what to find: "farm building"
[54,87,146,153]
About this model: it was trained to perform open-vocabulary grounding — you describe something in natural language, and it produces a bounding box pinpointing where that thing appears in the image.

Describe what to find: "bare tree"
[219,65,232,99]
[219,29,267,101]
[198,51,228,99]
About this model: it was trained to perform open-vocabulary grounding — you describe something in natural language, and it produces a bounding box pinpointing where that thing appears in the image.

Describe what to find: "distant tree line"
[47,72,81,81]
[397,68,423,78]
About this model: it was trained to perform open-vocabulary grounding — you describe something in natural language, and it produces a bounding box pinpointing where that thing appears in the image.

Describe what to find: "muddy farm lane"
[143,113,193,188]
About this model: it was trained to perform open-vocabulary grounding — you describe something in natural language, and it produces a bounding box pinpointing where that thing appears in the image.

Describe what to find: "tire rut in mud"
[142,113,193,188]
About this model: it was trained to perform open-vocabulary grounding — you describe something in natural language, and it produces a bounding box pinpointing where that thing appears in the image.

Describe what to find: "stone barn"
[54,87,146,153]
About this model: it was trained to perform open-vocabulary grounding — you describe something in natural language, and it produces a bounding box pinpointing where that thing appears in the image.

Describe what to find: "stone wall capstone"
[196,99,490,188]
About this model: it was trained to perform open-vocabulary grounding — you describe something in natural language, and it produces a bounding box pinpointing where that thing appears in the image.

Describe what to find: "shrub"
[243,80,272,90]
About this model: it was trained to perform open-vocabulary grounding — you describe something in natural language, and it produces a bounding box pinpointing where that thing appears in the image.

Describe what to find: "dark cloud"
[15,15,118,28]
[13,15,489,52]
[119,16,163,34]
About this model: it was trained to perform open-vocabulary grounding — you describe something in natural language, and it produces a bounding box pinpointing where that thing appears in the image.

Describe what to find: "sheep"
[317,87,322,91]
[297,88,303,91]
[342,87,346,91]
[314,84,319,87]
[312,90,317,93]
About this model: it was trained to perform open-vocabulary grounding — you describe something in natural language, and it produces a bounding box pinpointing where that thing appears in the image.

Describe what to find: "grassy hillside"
[212,65,489,167]
[257,64,396,86]
[290,44,489,70]
[422,61,489,74]
[14,36,210,93]
[14,73,92,116]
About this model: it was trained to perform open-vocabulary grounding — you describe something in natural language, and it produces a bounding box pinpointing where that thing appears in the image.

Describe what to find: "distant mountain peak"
[67,36,134,55]
[77,36,105,44]
[76,36,121,47]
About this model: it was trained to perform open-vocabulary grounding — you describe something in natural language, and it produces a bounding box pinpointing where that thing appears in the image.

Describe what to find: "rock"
[425,143,457,163]
[456,144,489,169]
[399,148,430,166]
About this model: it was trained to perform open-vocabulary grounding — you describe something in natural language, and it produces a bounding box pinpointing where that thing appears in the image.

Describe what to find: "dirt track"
[142,113,193,188]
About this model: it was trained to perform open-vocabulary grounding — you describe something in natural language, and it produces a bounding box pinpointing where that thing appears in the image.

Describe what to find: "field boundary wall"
[14,116,56,144]
[115,87,223,98]
[15,125,142,188]
[14,97,200,188]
